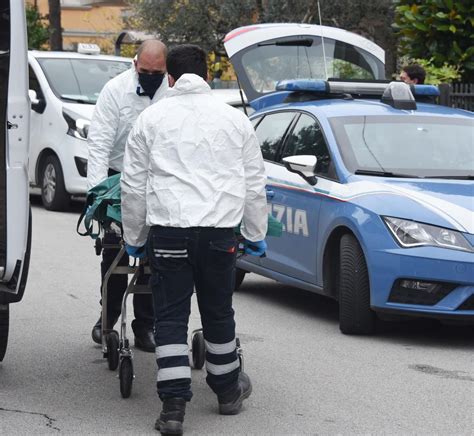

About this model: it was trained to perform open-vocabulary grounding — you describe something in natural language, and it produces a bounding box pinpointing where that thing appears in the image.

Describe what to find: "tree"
[128,0,397,77]
[393,0,474,82]
[48,0,62,51]
[26,4,49,49]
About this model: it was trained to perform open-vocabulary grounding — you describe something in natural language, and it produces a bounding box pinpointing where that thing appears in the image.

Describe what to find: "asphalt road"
[0,199,473,435]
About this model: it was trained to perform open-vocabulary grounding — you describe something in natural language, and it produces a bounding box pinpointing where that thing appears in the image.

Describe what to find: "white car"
[28,49,132,210]
[210,88,253,115]
[1,0,31,361]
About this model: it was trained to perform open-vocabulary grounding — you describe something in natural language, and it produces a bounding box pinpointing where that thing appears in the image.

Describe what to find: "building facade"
[27,0,129,53]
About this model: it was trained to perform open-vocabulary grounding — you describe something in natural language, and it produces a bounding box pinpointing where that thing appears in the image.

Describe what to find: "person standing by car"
[121,44,268,435]
[400,64,426,85]
[87,39,168,352]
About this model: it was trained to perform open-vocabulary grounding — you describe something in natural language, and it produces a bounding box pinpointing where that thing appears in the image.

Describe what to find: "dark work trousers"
[100,230,154,332]
[148,226,240,401]
[99,168,154,333]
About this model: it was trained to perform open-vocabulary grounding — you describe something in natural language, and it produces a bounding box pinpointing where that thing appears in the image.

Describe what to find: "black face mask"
[138,72,165,98]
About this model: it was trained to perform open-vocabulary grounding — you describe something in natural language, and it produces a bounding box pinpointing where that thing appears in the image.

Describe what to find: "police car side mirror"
[283,155,318,186]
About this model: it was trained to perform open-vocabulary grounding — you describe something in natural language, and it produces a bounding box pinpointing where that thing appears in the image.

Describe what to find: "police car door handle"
[266,189,275,199]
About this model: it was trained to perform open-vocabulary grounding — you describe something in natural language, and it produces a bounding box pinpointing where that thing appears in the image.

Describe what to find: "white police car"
[28,46,131,210]
[225,24,474,334]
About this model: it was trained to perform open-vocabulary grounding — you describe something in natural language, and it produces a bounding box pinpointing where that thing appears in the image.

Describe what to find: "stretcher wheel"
[191,330,205,370]
[236,337,244,372]
[234,268,246,291]
[119,357,133,398]
[106,331,119,371]
[95,238,102,256]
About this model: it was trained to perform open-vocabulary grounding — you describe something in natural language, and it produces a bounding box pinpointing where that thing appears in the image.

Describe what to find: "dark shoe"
[155,397,186,435]
[134,328,156,352]
[218,371,252,415]
[91,315,118,345]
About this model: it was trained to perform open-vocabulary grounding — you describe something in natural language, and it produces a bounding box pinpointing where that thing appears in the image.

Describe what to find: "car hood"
[343,177,474,234]
[62,102,95,120]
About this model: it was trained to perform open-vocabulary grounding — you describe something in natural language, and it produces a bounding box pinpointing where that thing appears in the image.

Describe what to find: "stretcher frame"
[98,235,243,398]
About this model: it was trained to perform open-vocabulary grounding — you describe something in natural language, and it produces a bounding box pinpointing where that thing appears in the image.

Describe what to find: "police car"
[28,46,131,210]
[225,24,474,334]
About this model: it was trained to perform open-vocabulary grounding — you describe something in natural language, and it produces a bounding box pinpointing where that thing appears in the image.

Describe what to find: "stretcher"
[77,174,280,398]
[94,230,244,399]
[98,238,211,398]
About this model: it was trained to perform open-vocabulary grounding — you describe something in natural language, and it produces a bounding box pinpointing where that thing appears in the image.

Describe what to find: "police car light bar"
[275,79,439,97]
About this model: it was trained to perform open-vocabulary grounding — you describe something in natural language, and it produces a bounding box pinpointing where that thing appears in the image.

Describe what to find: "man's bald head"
[135,40,167,75]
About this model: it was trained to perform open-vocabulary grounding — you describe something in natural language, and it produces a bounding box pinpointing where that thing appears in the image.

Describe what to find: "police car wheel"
[234,268,246,291]
[338,233,375,335]
[40,155,70,211]
[0,304,9,362]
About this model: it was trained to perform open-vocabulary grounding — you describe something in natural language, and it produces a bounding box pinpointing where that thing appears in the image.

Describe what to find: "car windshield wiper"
[427,175,474,180]
[354,169,419,178]
[61,96,95,105]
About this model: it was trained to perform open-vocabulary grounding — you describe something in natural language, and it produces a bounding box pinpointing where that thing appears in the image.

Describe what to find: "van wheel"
[234,268,246,291]
[338,234,375,335]
[0,304,9,362]
[40,155,70,211]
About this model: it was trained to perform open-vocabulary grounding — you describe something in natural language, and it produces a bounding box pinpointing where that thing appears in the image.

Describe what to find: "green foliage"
[393,0,474,82]
[411,58,462,85]
[26,4,49,50]
[127,0,256,55]
[127,0,396,76]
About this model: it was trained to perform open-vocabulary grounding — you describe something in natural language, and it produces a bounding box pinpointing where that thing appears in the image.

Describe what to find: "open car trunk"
[224,23,385,105]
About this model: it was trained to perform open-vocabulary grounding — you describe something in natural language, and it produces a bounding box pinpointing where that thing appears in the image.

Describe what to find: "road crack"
[409,364,474,382]
[0,406,60,431]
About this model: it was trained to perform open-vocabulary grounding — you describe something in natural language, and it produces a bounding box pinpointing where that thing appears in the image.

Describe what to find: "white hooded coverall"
[121,73,268,246]
[87,66,168,190]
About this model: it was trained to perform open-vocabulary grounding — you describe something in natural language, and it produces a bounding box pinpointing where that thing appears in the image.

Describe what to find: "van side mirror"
[28,89,45,113]
[282,155,318,185]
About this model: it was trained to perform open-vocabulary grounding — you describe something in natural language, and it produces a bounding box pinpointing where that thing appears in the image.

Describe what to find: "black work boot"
[91,314,118,345]
[133,325,156,353]
[217,371,252,415]
[155,398,186,435]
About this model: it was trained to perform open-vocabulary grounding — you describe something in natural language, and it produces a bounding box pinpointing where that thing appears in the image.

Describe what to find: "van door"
[0,0,31,298]
[0,0,10,277]
[0,0,30,361]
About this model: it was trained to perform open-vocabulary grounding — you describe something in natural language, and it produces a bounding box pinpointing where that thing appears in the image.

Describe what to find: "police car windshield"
[241,37,383,94]
[330,115,474,179]
[38,58,130,104]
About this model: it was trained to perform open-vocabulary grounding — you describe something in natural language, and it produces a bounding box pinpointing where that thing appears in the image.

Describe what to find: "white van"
[28,50,132,210]
[0,0,31,361]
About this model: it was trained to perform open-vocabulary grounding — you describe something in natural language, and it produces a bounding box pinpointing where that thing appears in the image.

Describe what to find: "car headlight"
[383,216,473,252]
[63,109,90,140]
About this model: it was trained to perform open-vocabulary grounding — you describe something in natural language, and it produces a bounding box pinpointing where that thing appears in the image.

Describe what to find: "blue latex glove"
[244,239,267,257]
[125,243,146,259]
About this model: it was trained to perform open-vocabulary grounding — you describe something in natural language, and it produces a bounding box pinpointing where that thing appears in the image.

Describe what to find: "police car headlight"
[383,217,473,252]
[63,109,90,141]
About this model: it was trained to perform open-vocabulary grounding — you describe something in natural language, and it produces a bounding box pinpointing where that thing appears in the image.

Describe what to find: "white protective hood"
[121,73,268,246]
[87,66,168,189]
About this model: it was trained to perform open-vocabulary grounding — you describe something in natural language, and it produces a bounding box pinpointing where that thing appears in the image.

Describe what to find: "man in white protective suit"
[87,40,168,352]
[121,44,268,435]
